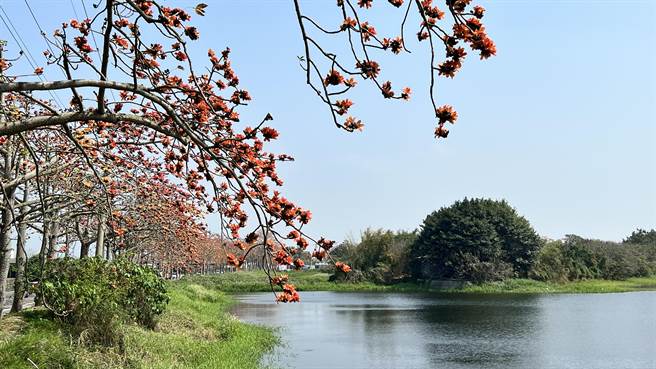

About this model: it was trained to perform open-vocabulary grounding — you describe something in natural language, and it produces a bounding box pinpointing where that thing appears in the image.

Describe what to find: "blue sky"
[2,0,655,243]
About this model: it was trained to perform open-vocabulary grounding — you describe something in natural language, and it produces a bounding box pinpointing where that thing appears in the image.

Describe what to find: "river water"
[232,291,656,369]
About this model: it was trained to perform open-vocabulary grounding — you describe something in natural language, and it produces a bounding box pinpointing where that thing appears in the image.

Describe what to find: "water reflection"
[231,291,656,369]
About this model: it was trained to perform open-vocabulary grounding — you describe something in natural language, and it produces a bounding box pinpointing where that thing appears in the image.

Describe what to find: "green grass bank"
[455,276,656,294]
[185,270,656,294]
[0,282,277,369]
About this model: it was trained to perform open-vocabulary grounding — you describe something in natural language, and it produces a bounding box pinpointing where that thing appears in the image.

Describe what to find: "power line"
[22,0,68,109]
[0,6,41,70]
[0,5,65,109]
[24,0,57,57]
[69,0,81,20]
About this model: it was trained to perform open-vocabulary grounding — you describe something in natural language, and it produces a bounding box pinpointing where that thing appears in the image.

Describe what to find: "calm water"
[232,291,656,369]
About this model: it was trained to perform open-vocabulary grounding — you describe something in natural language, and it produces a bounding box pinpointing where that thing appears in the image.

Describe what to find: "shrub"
[453,253,514,283]
[113,258,168,328]
[329,268,365,283]
[530,241,569,282]
[410,198,542,282]
[330,229,416,284]
[9,254,40,279]
[531,236,656,282]
[38,257,168,345]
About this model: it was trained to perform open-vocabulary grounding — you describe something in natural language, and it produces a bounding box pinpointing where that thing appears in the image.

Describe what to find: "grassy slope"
[185,270,656,294]
[0,282,276,369]
[183,270,420,292]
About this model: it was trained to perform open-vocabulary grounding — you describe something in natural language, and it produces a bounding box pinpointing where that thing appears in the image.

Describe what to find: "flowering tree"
[0,0,495,306]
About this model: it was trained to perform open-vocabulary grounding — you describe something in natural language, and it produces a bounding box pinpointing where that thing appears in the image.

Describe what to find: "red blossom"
[324,69,345,86]
[344,116,364,131]
[335,262,352,273]
[473,5,485,18]
[341,17,357,30]
[401,87,412,100]
[358,0,373,8]
[435,105,458,124]
[335,99,354,115]
[356,60,380,79]
[184,26,199,40]
[260,127,279,141]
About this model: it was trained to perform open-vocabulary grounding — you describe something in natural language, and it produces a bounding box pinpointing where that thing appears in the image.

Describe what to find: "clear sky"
[2,0,655,244]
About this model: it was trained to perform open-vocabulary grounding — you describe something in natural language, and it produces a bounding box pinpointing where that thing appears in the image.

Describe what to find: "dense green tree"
[331,229,416,283]
[624,229,656,245]
[410,198,542,281]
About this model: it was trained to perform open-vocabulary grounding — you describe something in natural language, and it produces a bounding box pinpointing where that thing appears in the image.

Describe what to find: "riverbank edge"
[0,281,277,369]
[184,271,656,294]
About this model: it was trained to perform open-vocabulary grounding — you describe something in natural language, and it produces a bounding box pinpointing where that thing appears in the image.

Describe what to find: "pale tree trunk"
[64,231,71,257]
[95,213,106,258]
[11,184,29,312]
[47,215,60,259]
[0,186,16,317]
[37,183,51,274]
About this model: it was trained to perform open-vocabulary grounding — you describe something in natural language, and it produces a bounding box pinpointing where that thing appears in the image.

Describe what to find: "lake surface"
[232,291,656,369]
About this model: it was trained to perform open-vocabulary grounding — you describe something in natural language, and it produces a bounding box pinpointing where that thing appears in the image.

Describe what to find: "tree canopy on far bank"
[410,198,542,282]
[623,229,656,245]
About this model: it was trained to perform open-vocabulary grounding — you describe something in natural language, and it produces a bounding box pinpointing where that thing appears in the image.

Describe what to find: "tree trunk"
[80,241,92,258]
[0,187,16,317]
[11,185,29,313]
[64,231,71,257]
[47,216,60,259]
[95,214,106,258]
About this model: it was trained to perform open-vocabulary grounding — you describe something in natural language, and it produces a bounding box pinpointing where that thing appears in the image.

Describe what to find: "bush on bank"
[38,257,168,345]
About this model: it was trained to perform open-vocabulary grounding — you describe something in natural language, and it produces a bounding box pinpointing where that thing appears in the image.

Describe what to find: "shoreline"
[184,271,656,295]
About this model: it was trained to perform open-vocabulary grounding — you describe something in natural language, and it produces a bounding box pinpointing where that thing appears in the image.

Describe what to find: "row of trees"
[332,199,656,284]
[531,233,656,282]
[1,0,496,311]
[0,126,232,312]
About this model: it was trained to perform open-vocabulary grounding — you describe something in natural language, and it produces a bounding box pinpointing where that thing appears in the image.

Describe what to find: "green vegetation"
[39,257,168,345]
[453,276,656,294]
[623,229,656,245]
[183,270,423,292]
[0,281,276,369]
[530,236,656,282]
[410,198,543,282]
[329,229,416,284]
[184,270,656,294]
[8,255,40,282]
[330,199,656,289]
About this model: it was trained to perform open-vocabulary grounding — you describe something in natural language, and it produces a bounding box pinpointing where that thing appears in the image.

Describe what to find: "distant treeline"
[330,198,656,284]
[532,234,656,282]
